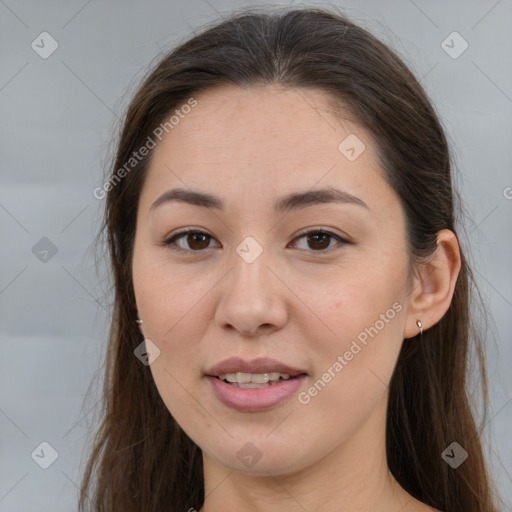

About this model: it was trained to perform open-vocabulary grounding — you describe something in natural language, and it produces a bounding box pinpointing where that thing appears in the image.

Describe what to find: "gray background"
[1,0,511,510]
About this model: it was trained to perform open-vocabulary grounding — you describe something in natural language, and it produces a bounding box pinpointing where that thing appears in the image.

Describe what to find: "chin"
[202,433,313,476]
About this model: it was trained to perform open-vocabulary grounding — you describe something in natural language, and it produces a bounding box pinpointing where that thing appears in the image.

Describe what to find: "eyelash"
[161,227,350,255]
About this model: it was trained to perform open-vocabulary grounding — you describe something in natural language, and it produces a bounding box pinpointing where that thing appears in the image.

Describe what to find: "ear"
[403,229,461,339]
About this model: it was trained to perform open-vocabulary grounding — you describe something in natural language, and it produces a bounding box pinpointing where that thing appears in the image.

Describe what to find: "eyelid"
[161,226,351,254]
[291,226,351,244]
[288,227,351,253]
[161,227,219,253]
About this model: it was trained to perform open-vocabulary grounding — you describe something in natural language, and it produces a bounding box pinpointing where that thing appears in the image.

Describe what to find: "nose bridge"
[229,234,272,300]
[215,234,287,334]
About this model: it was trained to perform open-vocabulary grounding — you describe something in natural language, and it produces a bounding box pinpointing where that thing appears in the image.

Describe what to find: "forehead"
[163,84,362,161]
[139,84,391,216]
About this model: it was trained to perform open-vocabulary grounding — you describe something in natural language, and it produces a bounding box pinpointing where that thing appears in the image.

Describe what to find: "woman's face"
[132,84,415,476]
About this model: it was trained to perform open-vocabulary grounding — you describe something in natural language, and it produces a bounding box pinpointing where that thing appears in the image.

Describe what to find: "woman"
[80,6,503,511]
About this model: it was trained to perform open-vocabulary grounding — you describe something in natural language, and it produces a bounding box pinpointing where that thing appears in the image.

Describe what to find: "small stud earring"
[416,319,423,336]
[136,319,143,326]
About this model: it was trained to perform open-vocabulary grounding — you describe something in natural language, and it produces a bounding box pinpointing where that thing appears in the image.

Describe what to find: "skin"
[132,84,461,512]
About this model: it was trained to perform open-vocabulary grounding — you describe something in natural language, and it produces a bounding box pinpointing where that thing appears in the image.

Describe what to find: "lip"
[205,357,307,377]
[205,357,308,412]
[206,374,308,412]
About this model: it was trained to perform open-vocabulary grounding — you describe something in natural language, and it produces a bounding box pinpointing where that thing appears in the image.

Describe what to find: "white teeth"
[218,372,292,385]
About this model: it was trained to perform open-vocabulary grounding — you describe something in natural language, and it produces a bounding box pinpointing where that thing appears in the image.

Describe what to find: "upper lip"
[206,357,307,377]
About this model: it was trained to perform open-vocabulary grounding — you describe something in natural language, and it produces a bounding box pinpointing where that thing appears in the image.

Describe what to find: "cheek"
[149,356,221,449]
[132,253,210,410]
[296,302,405,450]
[133,248,212,342]
[301,256,407,395]
[308,262,405,342]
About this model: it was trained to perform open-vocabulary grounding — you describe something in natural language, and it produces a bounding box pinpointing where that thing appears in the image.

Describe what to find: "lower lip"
[206,375,307,412]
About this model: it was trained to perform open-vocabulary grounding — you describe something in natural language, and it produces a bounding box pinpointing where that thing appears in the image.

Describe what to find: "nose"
[214,246,289,337]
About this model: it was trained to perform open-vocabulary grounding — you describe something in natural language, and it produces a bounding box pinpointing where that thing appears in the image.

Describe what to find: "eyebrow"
[149,186,368,214]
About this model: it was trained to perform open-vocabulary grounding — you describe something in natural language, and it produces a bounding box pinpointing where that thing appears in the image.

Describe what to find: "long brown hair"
[79,6,502,511]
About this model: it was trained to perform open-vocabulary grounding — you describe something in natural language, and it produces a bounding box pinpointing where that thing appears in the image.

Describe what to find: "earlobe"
[403,229,461,339]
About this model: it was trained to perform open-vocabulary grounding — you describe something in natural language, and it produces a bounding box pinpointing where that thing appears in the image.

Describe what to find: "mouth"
[205,357,308,412]
[214,372,304,389]
[205,356,308,385]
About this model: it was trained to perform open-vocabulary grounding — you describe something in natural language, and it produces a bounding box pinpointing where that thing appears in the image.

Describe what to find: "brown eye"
[184,232,211,250]
[306,232,331,250]
[163,229,219,252]
[162,228,348,254]
[290,229,348,253]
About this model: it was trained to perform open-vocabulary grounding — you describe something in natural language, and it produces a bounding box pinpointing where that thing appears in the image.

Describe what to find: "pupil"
[309,232,329,250]
[189,233,209,250]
